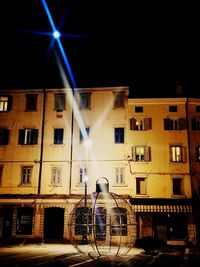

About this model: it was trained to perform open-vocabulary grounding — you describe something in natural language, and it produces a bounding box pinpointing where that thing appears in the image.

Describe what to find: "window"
[114,93,125,108]
[79,93,91,109]
[130,118,152,130]
[75,207,92,235]
[170,145,186,162]
[0,96,12,112]
[21,166,32,185]
[172,178,183,195]
[131,146,151,162]
[164,118,186,130]
[0,128,9,145]
[135,106,143,113]
[115,167,125,184]
[51,167,62,186]
[196,106,200,113]
[80,127,89,143]
[18,129,38,145]
[114,128,124,143]
[196,146,200,162]
[191,117,200,131]
[95,207,106,240]
[169,105,178,112]
[16,207,33,235]
[54,93,66,111]
[25,94,37,111]
[0,165,3,186]
[136,177,146,195]
[111,208,127,236]
[54,128,64,144]
[80,167,87,184]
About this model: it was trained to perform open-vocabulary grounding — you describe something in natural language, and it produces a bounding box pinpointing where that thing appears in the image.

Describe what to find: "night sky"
[0,0,199,98]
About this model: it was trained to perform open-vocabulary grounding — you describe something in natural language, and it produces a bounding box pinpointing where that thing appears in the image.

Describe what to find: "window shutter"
[164,118,171,130]
[144,118,152,130]
[18,129,25,144]
[191,118,197,130]
[181,146,187,163]
[178,118,186,130]
[131,146,136,161]
[3,129,9,144]
[32,129,38,144]
[130,118,136,130]
[144,146,151,162]
[7,96,13,111]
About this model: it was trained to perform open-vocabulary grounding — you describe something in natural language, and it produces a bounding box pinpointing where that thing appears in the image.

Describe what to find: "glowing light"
[53,30,60,39]
[41,0,77,88]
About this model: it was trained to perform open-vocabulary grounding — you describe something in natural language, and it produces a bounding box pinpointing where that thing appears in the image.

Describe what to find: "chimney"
[175,80,183,96]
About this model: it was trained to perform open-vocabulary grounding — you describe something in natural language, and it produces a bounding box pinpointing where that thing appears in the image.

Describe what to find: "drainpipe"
[38,89,46,194]
[69,89,75,195]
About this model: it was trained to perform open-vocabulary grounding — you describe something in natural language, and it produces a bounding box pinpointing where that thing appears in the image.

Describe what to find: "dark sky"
[0,0,199,97]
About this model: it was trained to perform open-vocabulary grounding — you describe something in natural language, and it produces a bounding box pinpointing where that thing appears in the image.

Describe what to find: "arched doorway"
[44,207,64,240]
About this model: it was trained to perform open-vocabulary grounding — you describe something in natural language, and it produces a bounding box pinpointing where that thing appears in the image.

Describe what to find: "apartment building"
[0,87,198,246]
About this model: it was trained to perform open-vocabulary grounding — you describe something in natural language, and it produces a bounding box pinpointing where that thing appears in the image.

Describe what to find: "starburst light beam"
[41,0,77,88]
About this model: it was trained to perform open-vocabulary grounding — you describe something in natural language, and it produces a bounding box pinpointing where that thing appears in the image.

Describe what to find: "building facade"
[0,87,199,246]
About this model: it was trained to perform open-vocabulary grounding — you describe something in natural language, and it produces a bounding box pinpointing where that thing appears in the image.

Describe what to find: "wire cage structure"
[69,178,137,259]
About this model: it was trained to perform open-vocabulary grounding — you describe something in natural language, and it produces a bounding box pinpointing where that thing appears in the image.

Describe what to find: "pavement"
[0,239,200,266]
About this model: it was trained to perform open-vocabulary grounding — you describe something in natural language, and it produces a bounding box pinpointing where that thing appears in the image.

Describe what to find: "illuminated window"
[114,93,125,108]
[25,94,37,111]
[21,166,32,185]
[75,207,92,235]
[0,96,12,112]
[164,118,186,130]
[172,178,184,195]
[54,128,64,144]
[130,118,152,130]
[170,145,185,162]
[51,167,62,186]
[18,129,38,145]
[115,167,125,184]
[54,93,66,111]
[111,208,127,236]
[136,177,147,195]
[114,128,124,143]
[0,128,9,145]
[131,146,151,162]
[79,93,91,109]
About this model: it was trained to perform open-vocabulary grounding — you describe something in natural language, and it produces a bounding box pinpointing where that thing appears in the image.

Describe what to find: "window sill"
[49,184,62,187]
[134,194,149,198]
[171,195,186,198]
[50,144,65,146]
[18,184,32,187]
[113,184,127,187]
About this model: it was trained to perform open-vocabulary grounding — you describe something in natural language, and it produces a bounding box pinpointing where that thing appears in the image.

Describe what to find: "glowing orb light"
[53,30,60,39]
[69,178,137,260]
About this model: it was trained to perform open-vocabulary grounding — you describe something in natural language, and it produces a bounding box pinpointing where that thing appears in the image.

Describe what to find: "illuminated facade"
[0,88,199,246]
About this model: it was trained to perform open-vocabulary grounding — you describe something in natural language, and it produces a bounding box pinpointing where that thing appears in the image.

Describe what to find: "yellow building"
[0,87,198,246]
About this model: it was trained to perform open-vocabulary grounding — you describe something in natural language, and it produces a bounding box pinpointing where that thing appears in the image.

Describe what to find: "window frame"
[79,93,91,109]
[113,93,125,108]
[54,128,64,144]
[0,128,9,145]
[114,127,124,144]
[25,94,38,111]
[54,93,66,111]
[0,95,12,112]
[115,167,125,184]
[18,129,38,145]
[20,166,33,185]
[51,166,62,186]
[172,177,184,196]
[136,177,147,195]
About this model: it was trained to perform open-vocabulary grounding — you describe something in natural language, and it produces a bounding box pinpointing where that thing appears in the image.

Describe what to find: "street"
[0,242,200,266]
